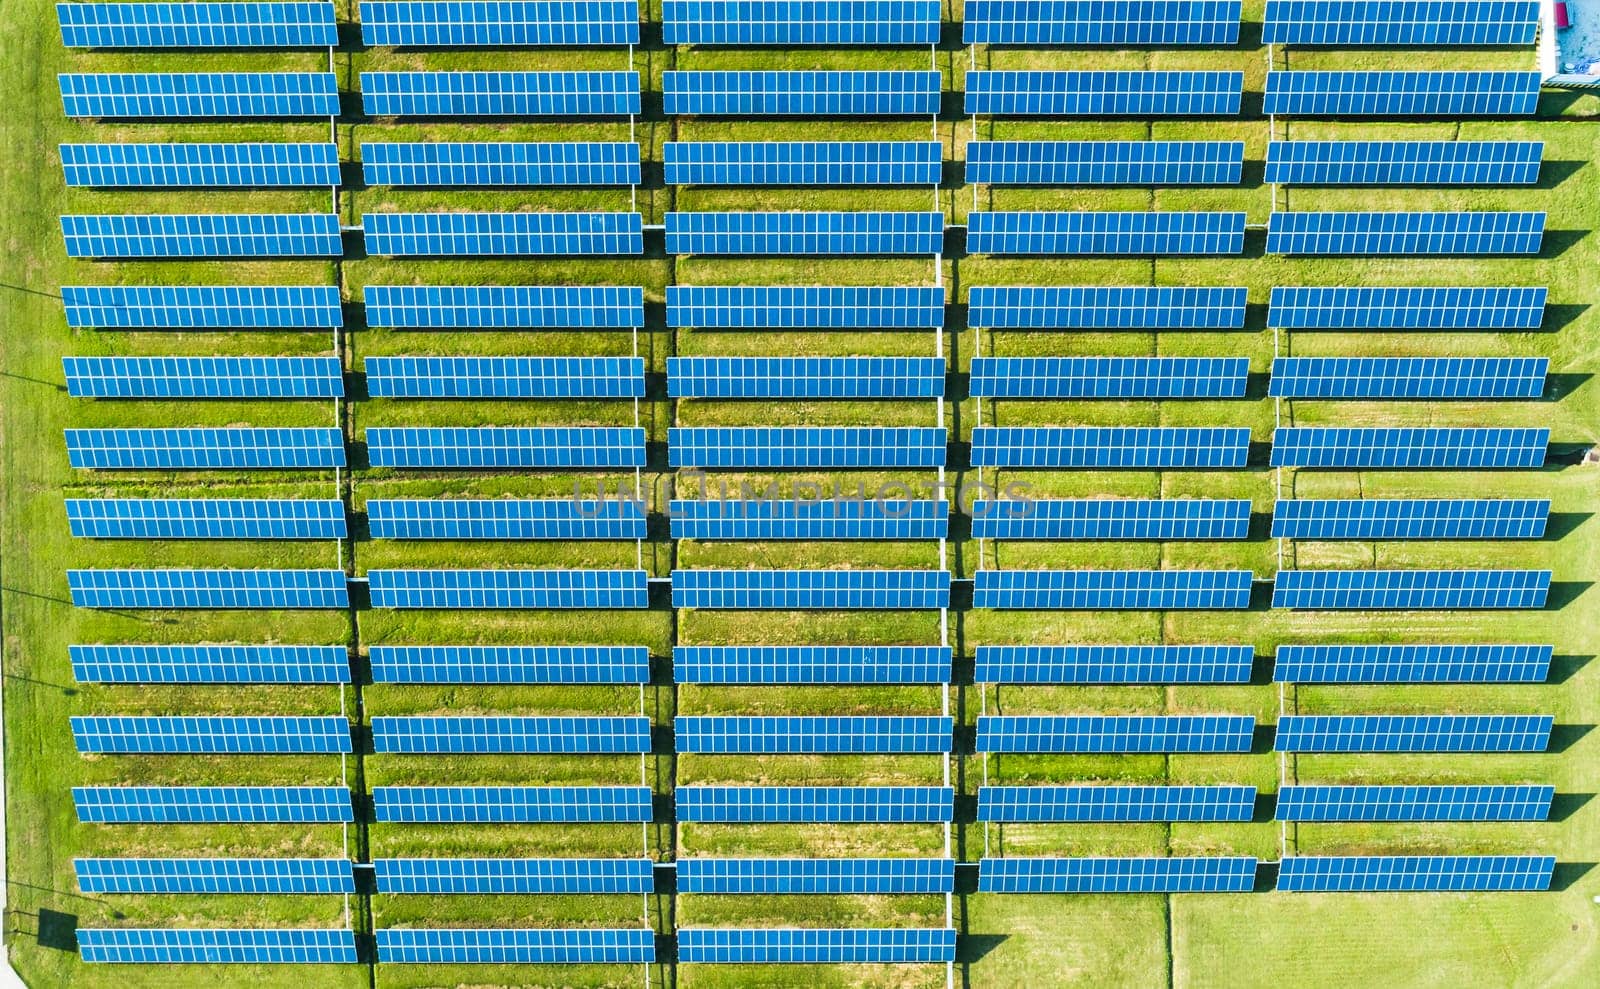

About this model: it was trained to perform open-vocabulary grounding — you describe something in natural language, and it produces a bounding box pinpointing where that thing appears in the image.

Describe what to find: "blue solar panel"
[75,858,355,895]
[976,785,1256,823]
[975,644,1254,684]
[365,284,643,329]
[366,356,643,399]
[967,211,1246,255]
[362,211,643,256]
[664,141,941,186]
[668,357,944,399]
[971,498,1251,541]
[367,499,646,540]
[968,285,1247,330]
[60,72,339,118]
[374,928,655,964]
[367,568,648,609]
[71,644,350,684]
[1266,211,1544,255]
[66,498,346,540]
[1273,643,1552,683]
[662,71,941,116]
[1272,569,1551,609]
[372,858,653,895]
[677,928,956,964]
[979,857,1258,894]
[663,1,941,44]
[62,213,342,258]
[1267,286,1547,330]
[670,499,948,541]
[1262,2,1539,46]
[68,569,349,609]
[669,427,946,469]
[72,715,351,754]
[675,716,953,754]
[62,284,343,330]
[369,645,648,684]
[1271,498,1550,540]
[359,71,640,116]
[1270,357,1547,399]
[678,786,953,823]
[971,357,1247,398]
[1270,427,1549,468]
[371,716,649,754]
[65,356,343,399]
[1276,785,1554,822]
[372,785,652,823]
[976,715,1255,753]
[58,2,338,48]
[358,1,641,45]
[361,142,640,187]
[1262,71,1541,117]
[66,428,346,470]
[665,211,944,255]
[667,285,945,329]
[672,569,951,610]
[965,71,1243,116]
[73,786,353,823]
[967,141,1244,186]
[963,1,1243,44]
[1275,714,1552,752]
[78,928,358,965]
[1264,141,1542,185]
[62,143,340,187]
[975,569,1254,610]
[971,427,1250,469]
[1277,855,1554,893]
[673,645,952,684]
[366,426,645,468]
[679,858,953,894]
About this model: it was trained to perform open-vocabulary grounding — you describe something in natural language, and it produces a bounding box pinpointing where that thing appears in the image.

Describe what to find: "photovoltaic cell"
[678,858,954,894]
[971,426,1250,469]
[64,356,344,399]
[75,858,355,895]
[967,141,1244,186]
[673,645,952,684]
[365,284,644,329]
[66,428,347,470]
[968,285,1247,330]
[967,211,1246,255]
[671,569,952,610]
[975,715,1255,753]
[677,786,954,823]
[668,356,945,399]
[367,499,647,540]
[68,569,349,609]
[1274,714,1552,752]
[372,858,652,895]
[662,71,941,117]
[1271,569,1552,609]
[66,498,347,540]
[73,785,354,823]
[979,857,1258,894]
[976,785,1257,823]
[1264,141,1542,186]
[359,71,641,117]
[665,211,944,255]
[58,2,339,48]
[361,211,643,256]
[71,715,352,754]
[963,1,1243,45]
[369,645,649,684]
[1277,855,1554,892]
[370,715,650,754]
[371,785,652,823]
[669,426,947,469]
[1265,211,1544,255]
[667,285,944,329]
[60,72,339,118]
[361,142,641,187]
[676,928,956,964]
[1269,357,1548,399]
[1269,427,1549,468]
[70,644,351,685]
[1271,499,1550,540]
[1272,643,1552,683]
[1262,71,1541,117]
[1275,785,1554,822]
[971,498,1252,541]
[78,928,358,965]
[670,499,948,541]
[974,644,1254,684]
[675,716,954,754]
[366,568,649,609]
[374,928,655,964]
[974,569,1254,610]
[664,141,942,186]
[61,213,342,258]
[365,426,646,469]
[365,356,644,398]
[62,143,341,188]
[62,284,344,330]
[357,1,642,46]
[1266,286,1546,330]
[1262,2,1540,46]
[965,71,1243,116]
[970,356,1248,398]
[662,1,941,44]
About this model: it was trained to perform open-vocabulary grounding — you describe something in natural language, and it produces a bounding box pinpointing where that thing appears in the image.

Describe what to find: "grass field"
[2,1,1599,986]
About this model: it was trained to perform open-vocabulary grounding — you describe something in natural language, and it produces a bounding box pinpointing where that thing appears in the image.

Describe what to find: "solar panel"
[66,498,347,540]
[71,644,351,685]
[1269,427,1549,468]
[673,645,952,684]
[372,857,653,895]
[975,715,1255,753]
[62,143,341,187]
[1270,357,1548,399]
[971,427,1250,469]
[58,2,338,48]
[61,213,342,258]
[362,211,643,256]
[979,857,1258,894]
[671,569,952,610]
[361,142,641,187]
[968,285,1247,330]
[664,141,942,186]
[65,356,343,399]
[974,644,1254,684]
[357,1,642,45]
[1264,141,1542,186]
[971,356,1248,398]
[976,785,1257,823]
[677,786,954,822]
[967,141,1244,186]
[71,715,352,754]
[370,716,650,754]
[1272,643,1553,683]
[1262,71,1541,117]
[60,72,340,118]
[1271,569,1552,609]
[75,858,355,895]
[374,928,655,964]
[1274,714,1552,752]
[1265,211,1545,255]
[963,1,1243,45]
[1277,856,1554,892]
[966,211,1246,255]
[67,569,349,609]
[971,498,1251,541]
[367,499,646,540]
[365,284,644,329]
[678,858,954,894]
[366,569,649,609]
[62,284,344,330]
[677,928,956,964]
[1262,2,1539,46]
[670,499,949,541]
[675,716,954,754]
[78,928,358,965]
[974,569,1254,610]
[1271,498,1551,540]
[365,426,646,468]
[358,71,641,117]
[665,211,944,255]
[66,428,347,469]
[1275,785,1554,822]
[73,785,354,823]
[667,357,945,399]
[1266,286,1547,330]
[666,285,945,329]
[365,356,643,399]
[668,427,947,469]
[965,71,1243,116]
[369,645,649,684]
[662,71,941,116]
[663,1,941,44]
[371,785,652,823]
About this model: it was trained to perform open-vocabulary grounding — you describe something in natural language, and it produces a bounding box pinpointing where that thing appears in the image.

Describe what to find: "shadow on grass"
[1549,862,1596,892]
[1547,792,1593,822]
[1546,723,1593,754]
[1548,654,1593,684]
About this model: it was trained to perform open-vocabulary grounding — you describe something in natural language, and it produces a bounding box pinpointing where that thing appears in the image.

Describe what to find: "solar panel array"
[370,715,651,754]
[667,285,945,329]
[963,2,1243,45]
[670,499,949,541]
[1265,211,1545,255]
[667,356,945,399]
[677,786,955,823]
[971,427,1250,468]
[73,786,354,824]
[1262,71,1542,117]
[58,3,340,49]
[365,356,645,399]
[361,142,642,187]
[974,644,1254,684]
[979,857,1258,894]
[967,211,1247,255]
[664,211,945,256]
[1271,568,1552,609]
[677,928,957,964]
[668,426,947,469]
[68,569,350,609]
[974,569,1254,610]
[365,284,644,329]
[372,785,653,823]
[1271,499,1550,540]
[662,1,942,45]
[368,645,650,684]
[66,427,347,469]
[971,498,1251,541]
[1267,285,1548,330]
[61,213,342,258]
[674,716,954,754]
[976,785,1257,823]
[75,857,356,895]
[366,426,646,468]
[371,857,653,895]
[678,857,955,894]
[1274,714,1553,752]
[62,142,341,188]
[373,928,655,964]
[1277,856,1554,892]
[65,356,343,399]
[71,715,353,754]
[661,71,942,116]
[78,928,359,965]
[968,285,1248,330]
[359,71,641,117]
[60,72,340,118]
[62,284,344,330]
[664,141,942,186]
[366,568,649,609]
[357,1,642,46]
[1268,357,1548,399]
[1272,644,1553,683]
[673,645,952,684]
[1275,785,1554,822]
[970,357,1248,399]
[1270,427,1549,468]
[367,498,646,540]
[671,569,952,610]
[66,498,347,540]
[965,71,1244,116]
[1262,2,1539,46]
[966,141,1245,186]
[70,644,352,684]
[975,715,1256,754]
[1264,141,1542,186]
[361,211,644,256]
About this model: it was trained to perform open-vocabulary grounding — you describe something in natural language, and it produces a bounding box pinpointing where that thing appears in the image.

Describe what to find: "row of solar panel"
[70,715,655,754]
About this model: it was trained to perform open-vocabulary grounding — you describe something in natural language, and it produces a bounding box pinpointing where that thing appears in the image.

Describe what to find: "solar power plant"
[1271,498,1551,540]
[373,928,656,964]
[70,715,353,754]
[676,927,957,964]
[72,785,354,824]
[61,142,341,188]
[1275,785,1554,822]
[364,284,644,329]
[70,644,353,685]
[361,211,644,256]
[1265,211,1545,255]
[365,568,649,609]
[966,211,1247,255]
[360,142,642,187]
[970,426,1251,469]
[1274,714,1553,752]
[673,645,953,684]
[664,211,945,255]
[979,857,1259,894]
[975,715,1256,754]
[371,785,653,823]
[668,426,947,469]
[75,858,356,895]
[970,498,1252,541]
[1263,141,1543,186]
[67,568,349,609]
[62,284,344,330]
[970,356,1249,398]
[365,426,646,469]
[975,569,1254,610]
[964,71,1244,116]
[66,498,348,540]
[1269,356,1548,399]
[1261,1,1540,46]
[1277,855,1555,893]
[57,2,338,48]
[667,356,946,398]
[1261,71,1542,116]
[975,785,1257,823]
[963,1,1243,44]
[662,1,942,44]
[65,427,347,470]
[358,71,641,117]
[678,857,954,895]
[357,1,642,46]
[61,213,342,258]
[1271,569,1552,609]
[669,499,949,541]
[666,285,945,329]
[661,70,942,116]
[676,785,955,822]
[1269,427,1550,468]
[366,499,647,540]
[974,644,1255,684]
[966,140,1245,186]
[372,857,653,895]
[674,716,955,754]
[1266,285,1548,330]
[369,644,650,684]
[967,285,1248,330]
[77,928,359,965]
[65,356,344,399]
[365,356,644,399]
[59,72,340,118]
[1272,643,1554,683]
[369,715,651,754]
[670,569,953,610]
[663,141,942,186]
